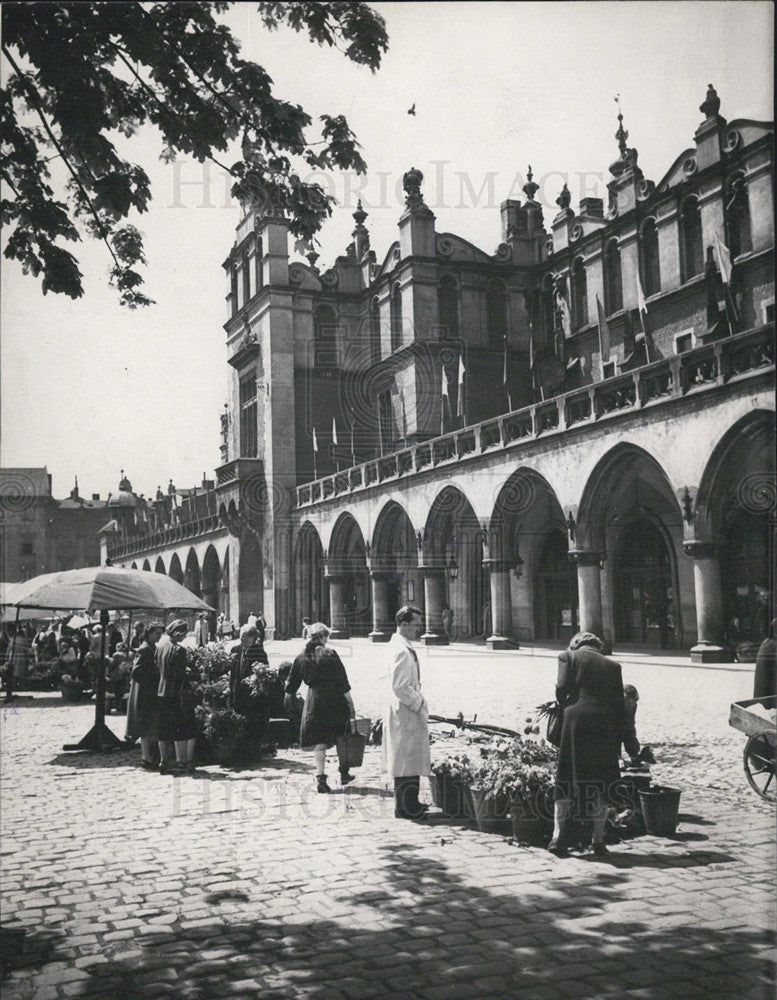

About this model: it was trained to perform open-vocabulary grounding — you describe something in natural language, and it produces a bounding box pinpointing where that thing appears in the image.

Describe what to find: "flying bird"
[407,103,416,116]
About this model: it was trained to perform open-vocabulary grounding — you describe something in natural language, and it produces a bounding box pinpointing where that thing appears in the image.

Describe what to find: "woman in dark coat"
[549,631,625,857]
[126,623,163,768]
[753,618,777,699]
[156,620,197,774]
[229,623,270,744]
[286,622,357,793]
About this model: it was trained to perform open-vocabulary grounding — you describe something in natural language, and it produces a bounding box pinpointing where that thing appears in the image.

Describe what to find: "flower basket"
[429,773,474,818]
[60,681,88,703]
[469,786,511,833]
[509,794,553,844]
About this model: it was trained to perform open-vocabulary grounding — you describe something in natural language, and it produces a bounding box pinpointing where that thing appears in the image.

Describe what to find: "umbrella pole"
[62,609,123,752]
[3,606,21,703]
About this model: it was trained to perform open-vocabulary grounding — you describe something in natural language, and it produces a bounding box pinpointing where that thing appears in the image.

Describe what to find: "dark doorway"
[534,531,578,642]
[615,519,676,647]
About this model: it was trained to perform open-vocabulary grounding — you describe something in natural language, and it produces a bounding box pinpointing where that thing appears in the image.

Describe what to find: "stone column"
[684,540,731,662]
[420,568,449,646]
[326,575,349,640]
[569,551,605,639]
[484,560,517,650]
[369,572,391,643]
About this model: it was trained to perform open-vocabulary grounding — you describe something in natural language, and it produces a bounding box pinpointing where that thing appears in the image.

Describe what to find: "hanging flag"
[596,295,610,379]
[457,354,466,419]
[389,382,407,438]
[714,232,732,285]
[636,271,648,316]
[349,408,355,466]
[502,336,508,385]
[312,426,318,452]
[331,415,338,447]
[634,274,652,363]
[441,365,451,435]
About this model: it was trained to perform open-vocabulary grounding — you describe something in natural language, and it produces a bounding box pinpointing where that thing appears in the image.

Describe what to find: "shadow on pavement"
[43,844,774,1000]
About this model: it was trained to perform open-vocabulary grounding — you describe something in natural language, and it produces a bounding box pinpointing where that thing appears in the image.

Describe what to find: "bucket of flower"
[59,674,90,703]
[429,753,475,818]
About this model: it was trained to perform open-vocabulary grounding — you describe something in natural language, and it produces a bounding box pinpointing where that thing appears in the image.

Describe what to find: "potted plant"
[430,753,474,818]
[508,763,556,843]
[195,705,248,765]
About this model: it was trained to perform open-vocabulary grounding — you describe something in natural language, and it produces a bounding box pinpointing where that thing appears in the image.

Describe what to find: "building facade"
[0,469,108,584]
[107,87,775,660]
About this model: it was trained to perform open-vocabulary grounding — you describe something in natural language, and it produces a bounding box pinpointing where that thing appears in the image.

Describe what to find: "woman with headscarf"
[126,622,164,768]
[229,623,270,745]
[156,620,197,774]
[285,622,357,792]
[549,631,625,857]
[754,618,777,699]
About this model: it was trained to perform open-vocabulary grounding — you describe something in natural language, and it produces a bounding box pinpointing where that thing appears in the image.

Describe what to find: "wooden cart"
[728,695,777,802]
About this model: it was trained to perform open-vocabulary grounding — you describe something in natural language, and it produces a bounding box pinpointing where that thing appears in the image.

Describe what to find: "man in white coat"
[383,605,431,819]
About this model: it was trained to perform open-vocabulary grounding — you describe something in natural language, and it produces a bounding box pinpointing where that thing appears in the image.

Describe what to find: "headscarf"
[568,631,603,651]
[167,619,189,642]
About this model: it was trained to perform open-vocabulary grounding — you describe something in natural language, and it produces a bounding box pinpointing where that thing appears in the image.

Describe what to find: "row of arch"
[294,411,773,647]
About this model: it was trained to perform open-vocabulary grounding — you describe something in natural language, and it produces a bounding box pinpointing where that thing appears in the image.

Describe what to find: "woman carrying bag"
[286,622,358,792]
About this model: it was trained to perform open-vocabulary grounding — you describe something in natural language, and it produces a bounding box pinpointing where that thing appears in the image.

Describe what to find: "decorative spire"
[615,110,628,158]
[402,166,425,208]
[699,83,721,119]
[352,199,368,227]
[555,182,571,211]
[156,485,164,501]
[118,469,132,492]
[522,165,539,203]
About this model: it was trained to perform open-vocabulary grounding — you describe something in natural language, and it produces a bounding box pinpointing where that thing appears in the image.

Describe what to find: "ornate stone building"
[106,87,775,660]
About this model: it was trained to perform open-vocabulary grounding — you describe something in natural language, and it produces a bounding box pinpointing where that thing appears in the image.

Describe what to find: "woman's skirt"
[157,696,198,742]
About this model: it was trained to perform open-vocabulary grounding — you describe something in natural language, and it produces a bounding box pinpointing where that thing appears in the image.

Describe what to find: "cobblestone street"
[1,640,775,1000]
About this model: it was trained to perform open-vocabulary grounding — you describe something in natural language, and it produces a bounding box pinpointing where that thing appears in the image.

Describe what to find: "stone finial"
[556,183,572,211]
[403,166,425,208]
[156,485,164,501]
[700,83,721,119]
[522,165,539,203]
[118,470,132,492]
[168,478,176,495]
[306,249,320,270]
[352,199,368,227]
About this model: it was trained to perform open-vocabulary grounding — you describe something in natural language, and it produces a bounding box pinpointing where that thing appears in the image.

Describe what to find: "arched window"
[571,257,588,330]
[725,173,752,259]
[369,297,381,363]
[230,265,239,316]
[639,218,661,297]
[603,239,623,315]
[390,283,402,352]
[540,273,554,346]
[438,275,459,340]
[255,237,263,292]
[680,197,703,282]
[487,279,508,345]
[314,304,338,368]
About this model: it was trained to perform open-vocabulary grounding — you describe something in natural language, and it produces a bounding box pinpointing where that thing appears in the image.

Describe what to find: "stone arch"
[142,559,151,572]
[371,501,419,636]
[238,533,263,624]
[329,512,370,636]
[490,468,571,643]
[155,556,166,575]
[168,553,183,584]
[696,410,775,642]
[293,521,328,633]
[131,562,138,570]
[423,486,484,639]
[201,545,220,619]
[184,548,201,597]
[578,443,686,648]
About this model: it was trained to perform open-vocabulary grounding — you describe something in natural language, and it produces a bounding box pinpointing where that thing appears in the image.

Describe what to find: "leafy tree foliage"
[0,1,387,306]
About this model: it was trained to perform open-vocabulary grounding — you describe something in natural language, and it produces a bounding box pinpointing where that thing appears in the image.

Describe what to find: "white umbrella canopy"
[8,566,213,613]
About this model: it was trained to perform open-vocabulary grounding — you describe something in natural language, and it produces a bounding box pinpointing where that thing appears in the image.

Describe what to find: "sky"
[1,1,773,502]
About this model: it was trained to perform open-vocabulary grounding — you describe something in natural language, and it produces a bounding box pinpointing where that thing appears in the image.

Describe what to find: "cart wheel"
[743,733,776,802]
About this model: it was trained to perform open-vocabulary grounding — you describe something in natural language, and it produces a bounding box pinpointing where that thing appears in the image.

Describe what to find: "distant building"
[107,87,775,659]
[0,469,107,582]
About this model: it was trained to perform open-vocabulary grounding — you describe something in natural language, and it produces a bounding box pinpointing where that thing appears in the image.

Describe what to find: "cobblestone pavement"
[1,641,775,1000]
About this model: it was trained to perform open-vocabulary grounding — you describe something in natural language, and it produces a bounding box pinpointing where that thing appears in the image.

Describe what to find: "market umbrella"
[7,566,213,752]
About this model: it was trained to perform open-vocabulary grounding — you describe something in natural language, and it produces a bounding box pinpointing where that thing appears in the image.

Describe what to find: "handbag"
[336,721,366,768]
[546,702,564,747]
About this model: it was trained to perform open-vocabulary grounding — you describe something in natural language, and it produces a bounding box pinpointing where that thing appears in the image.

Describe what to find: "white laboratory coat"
[382,632,431,777]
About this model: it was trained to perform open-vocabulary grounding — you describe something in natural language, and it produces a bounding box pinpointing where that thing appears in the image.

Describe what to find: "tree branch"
[2,44,120,270]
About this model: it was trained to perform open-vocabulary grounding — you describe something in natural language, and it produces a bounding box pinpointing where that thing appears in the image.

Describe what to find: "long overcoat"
[382,632,430,778]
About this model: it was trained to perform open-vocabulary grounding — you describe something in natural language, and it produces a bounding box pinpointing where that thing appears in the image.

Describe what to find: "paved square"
[1,641,775,1000]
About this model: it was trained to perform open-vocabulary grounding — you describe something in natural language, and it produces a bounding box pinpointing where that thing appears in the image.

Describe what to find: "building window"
[680,196,703,282]
[230,266,239,316]
[571,257,588,330]
[314,305,338,368]
[639,218,661,297]
[540,273,554,346]
[602,360,617,379]
[255,237,263,291]
[487,279,508,345]
[390,283,402,352]
[438,275,459,340]
[243,252,251,304]
[239,373,258,458]
[673,328,696,354]
[762,299,775,325]
[603,239,622,315]
[21,540,34,556]
[725,173,753,259]
[378,391,393,452]
[370,297,381,363]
